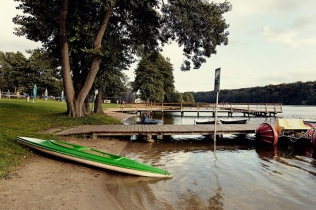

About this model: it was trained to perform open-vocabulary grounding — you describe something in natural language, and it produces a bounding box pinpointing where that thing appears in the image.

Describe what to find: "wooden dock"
[56,124,260,139]
[119,102,283,117]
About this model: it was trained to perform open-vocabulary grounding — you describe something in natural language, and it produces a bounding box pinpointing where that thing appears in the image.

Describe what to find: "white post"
[214,91,219,146]
[213,68,221,147]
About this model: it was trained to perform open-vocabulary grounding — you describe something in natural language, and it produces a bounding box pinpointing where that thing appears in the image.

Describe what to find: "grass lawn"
[0,98,121,179]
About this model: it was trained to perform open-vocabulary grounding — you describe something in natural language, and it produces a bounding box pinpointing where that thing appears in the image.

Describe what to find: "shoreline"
[103,108,136,123]
[0,109,140,210]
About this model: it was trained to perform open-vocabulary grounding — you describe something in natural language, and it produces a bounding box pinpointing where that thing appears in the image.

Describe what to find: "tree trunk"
[83,97,90,114]
[94,89,104,114]
[59,0,113,117]
[59,0,76,116]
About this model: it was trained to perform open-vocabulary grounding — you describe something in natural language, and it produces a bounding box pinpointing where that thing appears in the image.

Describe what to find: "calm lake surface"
[118,106,316,210]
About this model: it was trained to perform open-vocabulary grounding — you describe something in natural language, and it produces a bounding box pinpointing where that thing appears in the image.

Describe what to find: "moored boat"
[220,118,248,124]
[194,119,216,124]
[255,119,316,148]
[17,137,172,178]
[303,119,316,124]
[137,114,163,124]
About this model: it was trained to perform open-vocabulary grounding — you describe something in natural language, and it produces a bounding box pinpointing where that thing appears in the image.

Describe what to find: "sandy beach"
[0,110,141,210]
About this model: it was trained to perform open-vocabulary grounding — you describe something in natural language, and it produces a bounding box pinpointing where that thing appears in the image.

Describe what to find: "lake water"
[118,106,316,210]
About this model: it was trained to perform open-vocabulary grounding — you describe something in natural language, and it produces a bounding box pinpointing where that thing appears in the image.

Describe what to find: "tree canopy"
[0,50,62,96]
[182,92,195,102]
[132,52,175,102]
[192,81,316,105]
[13,0,232,117]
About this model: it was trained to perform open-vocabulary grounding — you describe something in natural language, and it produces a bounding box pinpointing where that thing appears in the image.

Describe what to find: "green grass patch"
[0,98,120,179]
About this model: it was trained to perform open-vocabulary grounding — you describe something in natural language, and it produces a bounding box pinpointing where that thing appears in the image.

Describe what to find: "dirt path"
[0,110,140,210]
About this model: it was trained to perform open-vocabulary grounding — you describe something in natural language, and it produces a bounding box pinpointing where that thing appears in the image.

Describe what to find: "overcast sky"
[1,1,316,92]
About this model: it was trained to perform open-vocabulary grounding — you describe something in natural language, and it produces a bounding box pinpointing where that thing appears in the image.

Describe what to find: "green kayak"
[17,137,172,178]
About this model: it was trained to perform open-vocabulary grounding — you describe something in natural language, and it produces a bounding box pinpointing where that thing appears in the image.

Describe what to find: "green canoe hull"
[17,137,172,178]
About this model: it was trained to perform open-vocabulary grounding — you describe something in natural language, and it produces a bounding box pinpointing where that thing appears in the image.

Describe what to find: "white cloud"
[225,0,316,16]
[252,67,316,88]
[263,25,316,48]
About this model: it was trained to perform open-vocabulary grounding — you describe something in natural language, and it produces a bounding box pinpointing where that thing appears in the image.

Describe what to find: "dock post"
[274,104,277,115]
[229,105,233,116]
[143,135,155,143]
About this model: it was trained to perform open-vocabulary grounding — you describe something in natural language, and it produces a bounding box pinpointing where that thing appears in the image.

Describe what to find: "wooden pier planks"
[56,124,260,139]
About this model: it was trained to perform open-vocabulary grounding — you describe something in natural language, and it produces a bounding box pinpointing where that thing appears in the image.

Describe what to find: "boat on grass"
[220,118,248,124]
[137,114,163,124]
[255,119,316,148]
[17,137,172,178]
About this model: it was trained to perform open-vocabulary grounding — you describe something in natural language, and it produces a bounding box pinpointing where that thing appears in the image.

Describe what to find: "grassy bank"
[0,98,120,179]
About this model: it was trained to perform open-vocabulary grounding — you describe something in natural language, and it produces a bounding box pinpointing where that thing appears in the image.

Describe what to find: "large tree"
[0,51,27,92]
[182,92,195,102]
[0,50,62,96]
[92,64,129,114]
[13,0,232,117]
[132,52,174,102]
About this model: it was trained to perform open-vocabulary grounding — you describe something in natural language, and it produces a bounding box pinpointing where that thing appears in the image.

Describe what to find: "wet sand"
[0,110,140,210]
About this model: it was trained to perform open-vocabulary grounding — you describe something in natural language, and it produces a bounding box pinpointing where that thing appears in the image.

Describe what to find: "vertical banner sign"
[213,68,221,146]
[214,68,221,92]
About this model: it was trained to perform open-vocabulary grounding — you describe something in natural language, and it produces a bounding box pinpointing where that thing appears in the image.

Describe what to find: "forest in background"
[191,81,316,105]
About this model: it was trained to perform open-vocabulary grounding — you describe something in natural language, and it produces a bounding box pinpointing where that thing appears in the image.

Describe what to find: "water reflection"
[111,134,316,210]
[117,106,316,209]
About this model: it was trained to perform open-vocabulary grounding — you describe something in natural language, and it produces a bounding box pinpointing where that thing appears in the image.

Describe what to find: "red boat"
[256,119,316,148]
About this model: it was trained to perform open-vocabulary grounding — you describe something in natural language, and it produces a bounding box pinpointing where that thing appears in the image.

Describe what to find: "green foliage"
[192,81,316,105]
[13,0,232,116]
[160,0,232,70]
[13,0,232,72]
[0,50,62,96]
[182,92,195,102]
[94,66,128,98]
[0,51,28,91]
[173,91,183,103]
[0,99,120,179]
[132,52,175,102]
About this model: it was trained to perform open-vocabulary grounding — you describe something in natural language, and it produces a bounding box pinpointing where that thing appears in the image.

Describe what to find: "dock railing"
[120,102,282,116]
[219,103,283,116]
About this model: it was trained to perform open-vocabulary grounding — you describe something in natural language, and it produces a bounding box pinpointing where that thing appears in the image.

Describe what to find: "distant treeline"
[191,81,316,105]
